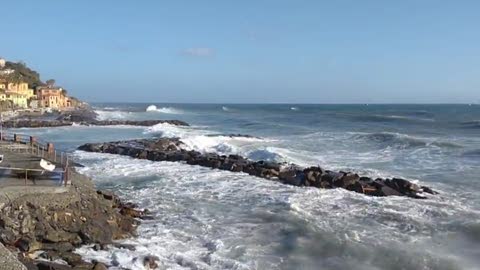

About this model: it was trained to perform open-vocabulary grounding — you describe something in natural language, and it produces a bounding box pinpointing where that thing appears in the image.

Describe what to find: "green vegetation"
[2,61,44,88]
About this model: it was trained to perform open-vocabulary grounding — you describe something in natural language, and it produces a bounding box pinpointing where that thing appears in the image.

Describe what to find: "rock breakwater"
[78,138,438,199]
[3,119,189,128]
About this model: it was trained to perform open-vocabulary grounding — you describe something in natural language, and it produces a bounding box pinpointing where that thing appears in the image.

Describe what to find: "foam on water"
[25,104,480,269]
[73,151,480,270]
[146,105,183,114]
[144,123,276,157]
[95,110,133,120]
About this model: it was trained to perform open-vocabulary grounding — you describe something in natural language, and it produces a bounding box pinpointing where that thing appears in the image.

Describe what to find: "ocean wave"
[145,105,183,114]
[246,148,286,162]
[222,106,230,112]
[353,132,462,149]
[95,110,132,120]
[143,123,269,156]
[290,107,299,111]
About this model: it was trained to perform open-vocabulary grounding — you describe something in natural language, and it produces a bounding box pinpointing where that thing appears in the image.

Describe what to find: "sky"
[1,0,479,103]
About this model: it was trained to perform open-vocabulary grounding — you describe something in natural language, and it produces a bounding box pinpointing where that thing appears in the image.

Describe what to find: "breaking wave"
[95,110,132,120]
[145,105,183,114]
[143,123,271,156]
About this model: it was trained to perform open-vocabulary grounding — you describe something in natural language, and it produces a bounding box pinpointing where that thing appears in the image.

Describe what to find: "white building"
[0,58,5,68]
[0,69,14,75]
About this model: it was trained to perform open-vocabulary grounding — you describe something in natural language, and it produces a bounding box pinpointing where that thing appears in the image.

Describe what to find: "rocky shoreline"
[0,171,153,270]
[78,138,438,199]
[3,108,189,128]
[2,119,189,128]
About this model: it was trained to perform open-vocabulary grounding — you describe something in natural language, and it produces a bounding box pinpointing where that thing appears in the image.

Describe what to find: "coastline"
[0,162,150,269]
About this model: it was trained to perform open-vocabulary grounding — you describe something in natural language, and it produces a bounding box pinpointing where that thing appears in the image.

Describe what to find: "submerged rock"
[78,138,437,199]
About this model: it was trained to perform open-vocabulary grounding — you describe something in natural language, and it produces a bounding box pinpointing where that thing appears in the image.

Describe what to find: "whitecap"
[95,110,132,121]
[146,105,183,114]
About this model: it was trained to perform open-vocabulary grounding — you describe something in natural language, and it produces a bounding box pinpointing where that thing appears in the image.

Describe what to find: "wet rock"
[346,182,365,194]
[143,255,160,269]
[36,261,72,270]
[421,186,438,194]
[378,186,404,197]
[92,262,108,270]
[334,173,360,188]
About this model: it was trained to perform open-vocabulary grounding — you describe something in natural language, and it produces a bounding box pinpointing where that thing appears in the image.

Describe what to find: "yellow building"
[0,82,35,99]
[6,82,35,99]
[5,92,28,108]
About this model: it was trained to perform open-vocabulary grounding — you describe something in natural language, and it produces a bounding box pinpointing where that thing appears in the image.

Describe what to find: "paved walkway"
[0,141,70,199]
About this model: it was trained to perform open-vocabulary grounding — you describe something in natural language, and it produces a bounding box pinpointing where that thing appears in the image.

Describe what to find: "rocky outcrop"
[78,138,438,199]
[0,171,148,269]
[2,119,189,128]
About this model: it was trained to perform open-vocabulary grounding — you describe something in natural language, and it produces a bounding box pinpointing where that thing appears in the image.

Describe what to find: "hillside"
[2,61,44,88]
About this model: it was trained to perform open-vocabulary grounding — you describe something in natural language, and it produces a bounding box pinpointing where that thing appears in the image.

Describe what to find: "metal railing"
[0,132,72,187]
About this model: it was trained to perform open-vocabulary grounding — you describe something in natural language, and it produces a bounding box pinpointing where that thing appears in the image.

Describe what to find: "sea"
[8,103,480,270]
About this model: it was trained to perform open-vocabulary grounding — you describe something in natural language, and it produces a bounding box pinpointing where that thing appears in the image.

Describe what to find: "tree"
[46,79,55,87]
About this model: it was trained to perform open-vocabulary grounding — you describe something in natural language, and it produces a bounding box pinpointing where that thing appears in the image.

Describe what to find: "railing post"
[47,143,54,159]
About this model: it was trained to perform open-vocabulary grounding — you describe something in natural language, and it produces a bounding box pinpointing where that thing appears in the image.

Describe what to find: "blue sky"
[1,0,479,103]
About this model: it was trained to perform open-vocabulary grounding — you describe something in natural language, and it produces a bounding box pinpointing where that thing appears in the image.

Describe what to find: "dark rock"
[92,262,108,270]
[79,219,113,244]
[58,252,83,266]
[346,182,365,194]
[334,173,359,188]
[143,255,159,269]
[36,261,72,270]
[379,186,404,197]
[41,242,75,252]
[421,186,438,195]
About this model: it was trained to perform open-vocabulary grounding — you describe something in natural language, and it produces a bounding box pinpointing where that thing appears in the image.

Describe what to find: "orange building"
[37,87,67,108]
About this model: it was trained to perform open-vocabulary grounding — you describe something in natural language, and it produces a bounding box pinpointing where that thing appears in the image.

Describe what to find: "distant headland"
[0,56,88,119]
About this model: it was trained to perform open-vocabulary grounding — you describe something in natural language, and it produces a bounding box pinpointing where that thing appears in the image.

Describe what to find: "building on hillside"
[36,87,67,108]
[0,82,35,99]
[5,92,28,108]
[0,69,14,76]
[0,58,5,68]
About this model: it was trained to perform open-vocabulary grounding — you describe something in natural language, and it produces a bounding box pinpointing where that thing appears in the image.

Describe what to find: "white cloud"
[182,47,214,57]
